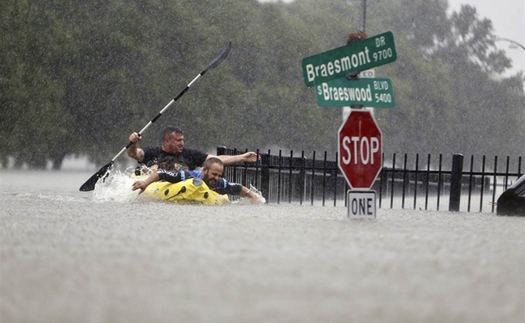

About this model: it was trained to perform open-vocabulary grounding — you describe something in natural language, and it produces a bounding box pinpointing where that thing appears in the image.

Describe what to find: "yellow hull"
[141,177,230,205]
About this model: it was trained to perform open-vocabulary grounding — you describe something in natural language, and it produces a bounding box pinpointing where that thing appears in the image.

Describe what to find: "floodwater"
[1,170,524,323]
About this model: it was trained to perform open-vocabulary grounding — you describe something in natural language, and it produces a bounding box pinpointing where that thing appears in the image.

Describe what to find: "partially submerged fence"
[217,147,523,213]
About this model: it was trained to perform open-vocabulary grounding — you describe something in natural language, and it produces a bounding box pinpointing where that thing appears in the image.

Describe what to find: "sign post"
[338,110,382,219]
[302,30,395,219]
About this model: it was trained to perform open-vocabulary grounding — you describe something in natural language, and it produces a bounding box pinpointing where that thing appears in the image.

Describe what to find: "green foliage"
[1,0,523,169]
[369,0,524,156]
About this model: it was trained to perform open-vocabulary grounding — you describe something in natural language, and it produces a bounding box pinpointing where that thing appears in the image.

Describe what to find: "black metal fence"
[217,147,523,213]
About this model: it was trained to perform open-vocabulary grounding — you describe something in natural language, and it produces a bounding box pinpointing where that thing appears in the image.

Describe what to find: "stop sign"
[338,110,382,190]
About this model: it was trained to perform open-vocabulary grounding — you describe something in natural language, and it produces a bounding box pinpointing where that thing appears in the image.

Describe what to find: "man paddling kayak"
[127,126,259,172]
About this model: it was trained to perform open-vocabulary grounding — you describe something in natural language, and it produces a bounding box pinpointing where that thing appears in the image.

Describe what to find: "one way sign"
[347,191,376,219]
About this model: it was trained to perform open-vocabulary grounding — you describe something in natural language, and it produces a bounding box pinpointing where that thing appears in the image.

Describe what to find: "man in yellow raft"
[132,157,264,204]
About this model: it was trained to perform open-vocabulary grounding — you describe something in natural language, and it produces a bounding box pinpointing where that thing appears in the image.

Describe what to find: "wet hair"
[161,126,184,141]
[203,157,224,169]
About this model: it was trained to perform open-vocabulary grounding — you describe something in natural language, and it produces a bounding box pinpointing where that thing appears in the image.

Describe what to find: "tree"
[1,0,522,170]
[368,1,523,157]
[1,0,75,168]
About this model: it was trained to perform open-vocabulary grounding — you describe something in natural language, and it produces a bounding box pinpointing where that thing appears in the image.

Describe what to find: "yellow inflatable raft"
[141,177,230,205]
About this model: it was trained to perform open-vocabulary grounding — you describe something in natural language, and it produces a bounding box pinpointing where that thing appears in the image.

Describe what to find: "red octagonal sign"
[338,110,382,190]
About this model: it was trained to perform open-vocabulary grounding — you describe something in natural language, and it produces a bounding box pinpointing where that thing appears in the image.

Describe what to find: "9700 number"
[372,48,393,61]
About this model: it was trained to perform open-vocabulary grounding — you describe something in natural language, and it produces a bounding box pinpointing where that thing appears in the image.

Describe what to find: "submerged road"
[1,170,524,323]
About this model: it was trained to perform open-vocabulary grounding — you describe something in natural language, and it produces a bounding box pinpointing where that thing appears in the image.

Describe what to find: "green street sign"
[302,31,397,87]
[315,78,395,108]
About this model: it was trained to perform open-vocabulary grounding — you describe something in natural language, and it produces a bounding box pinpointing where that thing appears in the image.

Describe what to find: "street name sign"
[302,31,397,87]
[342,69,376,121]
[315,78,395,108]
[347,191,376,219]
[338,109,382,190]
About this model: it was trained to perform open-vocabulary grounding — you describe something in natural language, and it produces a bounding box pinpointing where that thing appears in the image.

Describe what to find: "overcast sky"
[447,0,524,77]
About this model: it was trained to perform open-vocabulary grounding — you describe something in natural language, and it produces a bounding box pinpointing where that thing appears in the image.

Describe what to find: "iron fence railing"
[217,147,523,213]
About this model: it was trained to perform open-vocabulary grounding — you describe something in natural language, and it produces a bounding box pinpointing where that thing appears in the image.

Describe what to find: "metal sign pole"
[360,0,367,32]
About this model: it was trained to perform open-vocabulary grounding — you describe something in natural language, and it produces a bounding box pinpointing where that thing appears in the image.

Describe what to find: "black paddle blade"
[79,162,114,191]
[204,41,231,72]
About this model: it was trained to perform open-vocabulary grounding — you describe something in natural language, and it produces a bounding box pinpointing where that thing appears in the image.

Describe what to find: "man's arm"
[239,186,264,204]
[210,152,260,166]
[214,179,264,204]
[132,169,189,194]
[127,132,145,162]
[132,172,160,194]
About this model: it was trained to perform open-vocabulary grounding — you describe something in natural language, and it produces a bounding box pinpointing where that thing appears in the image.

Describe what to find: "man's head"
[201,157,224,187]
[161,126,184,154]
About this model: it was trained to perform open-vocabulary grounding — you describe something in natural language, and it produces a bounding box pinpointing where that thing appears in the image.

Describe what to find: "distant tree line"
[1,0,523,169]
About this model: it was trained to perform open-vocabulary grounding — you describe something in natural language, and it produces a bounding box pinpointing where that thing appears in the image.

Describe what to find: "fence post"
[260,153,271,204]
[449,153,464,212]
[296,155,306,204]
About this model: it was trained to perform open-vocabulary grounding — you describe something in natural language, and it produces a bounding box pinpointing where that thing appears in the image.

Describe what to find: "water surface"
[1,170,524,323]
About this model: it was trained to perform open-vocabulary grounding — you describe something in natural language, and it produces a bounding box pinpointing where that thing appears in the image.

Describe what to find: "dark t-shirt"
[142,147,208,170]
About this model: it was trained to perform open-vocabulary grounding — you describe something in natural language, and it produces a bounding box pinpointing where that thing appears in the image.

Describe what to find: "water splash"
[249,183,266,204]
[92,170,139,203]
